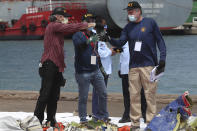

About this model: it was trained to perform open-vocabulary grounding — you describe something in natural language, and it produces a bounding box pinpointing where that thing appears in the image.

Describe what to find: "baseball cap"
[81,13,96,21]
[123,1,141,10]
[52,7,72,17]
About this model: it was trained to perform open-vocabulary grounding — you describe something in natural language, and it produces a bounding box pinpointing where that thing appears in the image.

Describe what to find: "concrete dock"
[0,90,196,116]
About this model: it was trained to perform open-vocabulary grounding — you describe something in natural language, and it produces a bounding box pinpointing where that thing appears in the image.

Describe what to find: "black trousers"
[121,74,147,121]
[34,60,62,124]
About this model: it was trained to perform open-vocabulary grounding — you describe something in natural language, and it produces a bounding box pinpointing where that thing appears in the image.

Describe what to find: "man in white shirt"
[92,17,115,120]
[97,41,114,84]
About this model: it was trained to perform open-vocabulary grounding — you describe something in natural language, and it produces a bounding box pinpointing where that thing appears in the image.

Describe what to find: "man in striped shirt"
[34,7,95,127]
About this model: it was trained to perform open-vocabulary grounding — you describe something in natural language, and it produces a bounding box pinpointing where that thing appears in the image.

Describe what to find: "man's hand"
[110,48,116,56]
[87,34,99,44]
[88,23,96,28]
[156,60,165,75]
[80,22,96,30]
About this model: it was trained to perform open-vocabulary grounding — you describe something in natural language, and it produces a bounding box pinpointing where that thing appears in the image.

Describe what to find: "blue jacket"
[109,18,166,68]
[72,31,99,73]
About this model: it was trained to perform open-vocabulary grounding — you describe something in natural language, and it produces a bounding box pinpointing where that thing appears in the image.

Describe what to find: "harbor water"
[0,35,197,94]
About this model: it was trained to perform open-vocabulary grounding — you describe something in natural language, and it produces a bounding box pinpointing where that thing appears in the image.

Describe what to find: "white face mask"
[88,27,94,31]
[62,18,68,24]
[128,15,137,22]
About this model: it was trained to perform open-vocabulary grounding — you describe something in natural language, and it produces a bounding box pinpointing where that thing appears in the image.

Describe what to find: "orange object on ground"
[118,125,131,131]
[54,122,65,131]
[43,127,49,131]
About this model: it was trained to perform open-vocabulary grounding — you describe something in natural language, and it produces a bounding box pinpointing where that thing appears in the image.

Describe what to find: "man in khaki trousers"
[108,1,166,130]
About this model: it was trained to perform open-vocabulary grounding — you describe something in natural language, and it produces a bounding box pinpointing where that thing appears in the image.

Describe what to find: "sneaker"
[102,117,111,123]
[80,116,88,123]
[119,117,131,123]
[92,116,99,122]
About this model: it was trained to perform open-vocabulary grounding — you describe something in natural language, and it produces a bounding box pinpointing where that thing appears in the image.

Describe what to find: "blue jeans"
[92,75,109,118]
[75,70,109,122]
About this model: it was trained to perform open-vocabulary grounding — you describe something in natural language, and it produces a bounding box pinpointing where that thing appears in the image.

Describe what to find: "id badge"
[134,41,142,52]
[91,56,97,65]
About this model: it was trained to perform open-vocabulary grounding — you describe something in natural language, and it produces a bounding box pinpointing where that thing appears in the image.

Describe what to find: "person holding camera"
[72,13,109,123]
[107,1,166,129]
[91,16,116,120]
[34,7,94,127]
[94,16,116,86]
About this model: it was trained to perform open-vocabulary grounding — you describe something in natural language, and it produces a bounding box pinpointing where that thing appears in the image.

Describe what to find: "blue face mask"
[88,27,93,31]
[104,25,108,29]
[128,15,137,22]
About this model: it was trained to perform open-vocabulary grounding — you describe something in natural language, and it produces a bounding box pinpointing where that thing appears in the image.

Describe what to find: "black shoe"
[118,117,131,123]
[45,119,57,127]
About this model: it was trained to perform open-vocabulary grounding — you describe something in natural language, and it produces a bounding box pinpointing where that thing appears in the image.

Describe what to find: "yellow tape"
[173,113,181,131]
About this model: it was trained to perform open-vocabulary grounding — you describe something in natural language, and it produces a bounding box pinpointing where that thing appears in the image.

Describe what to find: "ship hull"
[106,0,193,29]
[0,0,193,29]
[0,4,87,40]
[0,0,193,40]
[64,0,193,29]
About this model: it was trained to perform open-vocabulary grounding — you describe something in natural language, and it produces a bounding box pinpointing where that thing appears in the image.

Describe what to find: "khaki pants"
[129,66,157,126]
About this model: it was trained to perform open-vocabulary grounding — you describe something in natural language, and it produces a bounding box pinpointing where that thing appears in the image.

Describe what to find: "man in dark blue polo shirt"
[108,1,166,129]
[72,14,109,123]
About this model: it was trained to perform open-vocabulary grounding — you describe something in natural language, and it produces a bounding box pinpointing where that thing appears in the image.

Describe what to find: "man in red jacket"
[34,7,95,127]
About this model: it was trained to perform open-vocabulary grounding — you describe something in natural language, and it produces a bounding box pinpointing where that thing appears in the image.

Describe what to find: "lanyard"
[82,32,94,48]
[82,32,99,57]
